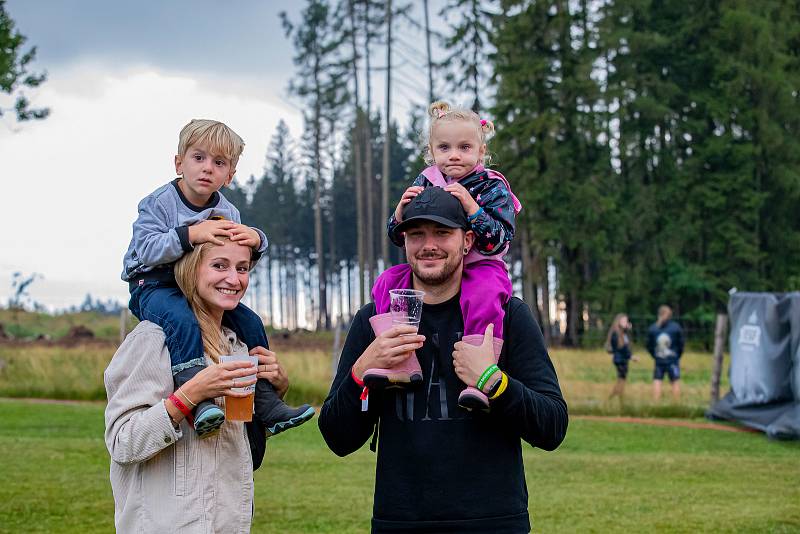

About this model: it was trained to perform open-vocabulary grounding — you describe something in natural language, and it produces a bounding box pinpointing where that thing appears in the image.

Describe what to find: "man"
[646,304,684,401]
[318,187,568,533]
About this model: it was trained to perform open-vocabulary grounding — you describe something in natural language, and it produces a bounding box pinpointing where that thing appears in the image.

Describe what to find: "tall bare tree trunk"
[348,0,366,307]
[312,85,328,329]
[540,256,552,346]
[469,0,480,112]
[346,260,352,320]
[381,0,392,269]
[567,288,578,347]
[520,224,535,310]
[327,118,337,328]
[287,256,296,330]
[363,0,375,293]
[265,259,273,327]
[423,0,434,102]
[278,252,286,329]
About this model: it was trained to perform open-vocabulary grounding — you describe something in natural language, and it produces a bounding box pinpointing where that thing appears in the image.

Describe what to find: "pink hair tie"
[480,119,487,126]
[437,110,447,118]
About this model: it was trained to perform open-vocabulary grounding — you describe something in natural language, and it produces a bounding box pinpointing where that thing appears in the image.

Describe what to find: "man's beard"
[409,251,462,286]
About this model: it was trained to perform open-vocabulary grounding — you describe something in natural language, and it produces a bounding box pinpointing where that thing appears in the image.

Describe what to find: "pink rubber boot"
[362,313,423,390]
[457,335,504,411]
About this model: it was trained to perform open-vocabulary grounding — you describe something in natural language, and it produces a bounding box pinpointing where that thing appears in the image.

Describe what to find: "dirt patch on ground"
[574,415,759,433]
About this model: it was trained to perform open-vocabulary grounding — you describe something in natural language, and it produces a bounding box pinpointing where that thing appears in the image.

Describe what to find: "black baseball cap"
[393,186,469,239]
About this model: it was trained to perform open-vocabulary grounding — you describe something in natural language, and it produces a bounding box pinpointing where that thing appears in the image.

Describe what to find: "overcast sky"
[0,0,446,311]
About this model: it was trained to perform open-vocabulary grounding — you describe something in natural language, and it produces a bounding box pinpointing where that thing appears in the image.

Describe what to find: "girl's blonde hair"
[423,101,495,166]
[178,119,245,169]
[174,238,251,363]
[605,313,628,352]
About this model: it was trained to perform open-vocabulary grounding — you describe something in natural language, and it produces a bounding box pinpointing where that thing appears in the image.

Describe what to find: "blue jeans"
[129,280,268,373]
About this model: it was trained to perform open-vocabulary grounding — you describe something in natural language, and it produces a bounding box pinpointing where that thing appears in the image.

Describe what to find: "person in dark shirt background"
[318,187,568,533]
[606,313,637,400]
[646,305,685,401]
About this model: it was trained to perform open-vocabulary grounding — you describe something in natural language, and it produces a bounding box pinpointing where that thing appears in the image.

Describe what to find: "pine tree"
[283,0,350,329]
[439,0,497,111]
[0,1,48,121]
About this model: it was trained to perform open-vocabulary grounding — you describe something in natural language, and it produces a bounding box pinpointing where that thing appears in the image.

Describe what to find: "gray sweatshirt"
[121,179,267,282]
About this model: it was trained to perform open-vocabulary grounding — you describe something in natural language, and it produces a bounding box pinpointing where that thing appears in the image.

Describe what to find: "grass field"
[0,399,797,533]
[0,339,730,418]
[0,307,732,416]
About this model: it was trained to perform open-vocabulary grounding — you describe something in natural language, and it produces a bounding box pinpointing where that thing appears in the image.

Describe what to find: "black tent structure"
[708,292,800,440]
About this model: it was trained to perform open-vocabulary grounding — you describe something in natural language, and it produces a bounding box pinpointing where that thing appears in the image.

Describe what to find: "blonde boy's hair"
[423,101,495,166]
[178,119,245,169]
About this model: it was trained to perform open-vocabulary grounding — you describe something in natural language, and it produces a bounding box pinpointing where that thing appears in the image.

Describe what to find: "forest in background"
[221,0,799,347]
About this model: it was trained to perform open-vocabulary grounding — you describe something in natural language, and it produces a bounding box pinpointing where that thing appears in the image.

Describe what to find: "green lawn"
[0,400,797,533]
[0,340,732,417]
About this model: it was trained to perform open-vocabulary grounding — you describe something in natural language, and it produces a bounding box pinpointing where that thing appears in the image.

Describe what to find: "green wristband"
[476,364,500,391]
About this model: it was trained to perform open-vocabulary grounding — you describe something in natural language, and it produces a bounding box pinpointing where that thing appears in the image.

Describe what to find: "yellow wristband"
[489,372,508,400]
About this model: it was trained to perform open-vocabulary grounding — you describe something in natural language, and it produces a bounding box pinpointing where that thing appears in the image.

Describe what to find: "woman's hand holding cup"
[181,359,258,402]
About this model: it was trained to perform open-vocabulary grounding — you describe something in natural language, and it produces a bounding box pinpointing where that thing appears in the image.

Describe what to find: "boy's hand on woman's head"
[394,186,425,222]
[230,224,261,248]
[188,219,235,245]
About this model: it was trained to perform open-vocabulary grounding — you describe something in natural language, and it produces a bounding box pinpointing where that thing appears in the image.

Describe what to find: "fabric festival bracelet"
[176,389,197,408]
[489,372,509,400]
[351,367,370,411]
[351,367,365,386]
[168,393,194,424]
[476,364,500,391]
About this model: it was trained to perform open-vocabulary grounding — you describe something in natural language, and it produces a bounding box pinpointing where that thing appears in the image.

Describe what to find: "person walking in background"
[605,313,637,399]
[646,305,684,401]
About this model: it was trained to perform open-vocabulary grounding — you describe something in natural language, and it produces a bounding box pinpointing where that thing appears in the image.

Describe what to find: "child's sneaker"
[254,379,315,436]
[193,400,225,438]
[174,365,226,438]
[456,334,504,412]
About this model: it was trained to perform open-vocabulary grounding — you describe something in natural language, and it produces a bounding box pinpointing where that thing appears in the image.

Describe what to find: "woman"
[104,238,289,532]
[606,313,636,399]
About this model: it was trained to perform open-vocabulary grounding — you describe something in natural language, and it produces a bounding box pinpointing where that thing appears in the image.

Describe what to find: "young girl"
[605,313,636,399]
[366,101,521,410]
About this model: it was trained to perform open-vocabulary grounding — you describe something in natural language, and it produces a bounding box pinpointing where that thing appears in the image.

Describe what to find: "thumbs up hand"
[452,324,496,388]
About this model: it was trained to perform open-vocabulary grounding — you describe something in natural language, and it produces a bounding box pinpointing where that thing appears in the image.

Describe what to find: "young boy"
[121,119,314,438]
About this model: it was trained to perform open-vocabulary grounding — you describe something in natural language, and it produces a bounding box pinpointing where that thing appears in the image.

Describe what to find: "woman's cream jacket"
[104,321,254,533]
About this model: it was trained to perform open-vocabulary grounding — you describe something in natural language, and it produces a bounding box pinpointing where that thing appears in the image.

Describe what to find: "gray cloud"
[6,0,299,83]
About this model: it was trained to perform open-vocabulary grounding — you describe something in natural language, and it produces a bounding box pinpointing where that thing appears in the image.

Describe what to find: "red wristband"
[351,368,369,408]
[168,394,194,425]
[351,367,365,387]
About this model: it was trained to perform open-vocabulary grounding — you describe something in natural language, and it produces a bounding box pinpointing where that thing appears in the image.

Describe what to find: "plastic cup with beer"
[220,354,258,421]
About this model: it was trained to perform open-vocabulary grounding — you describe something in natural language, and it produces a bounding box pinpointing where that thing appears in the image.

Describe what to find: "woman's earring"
[463,247,469,255]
